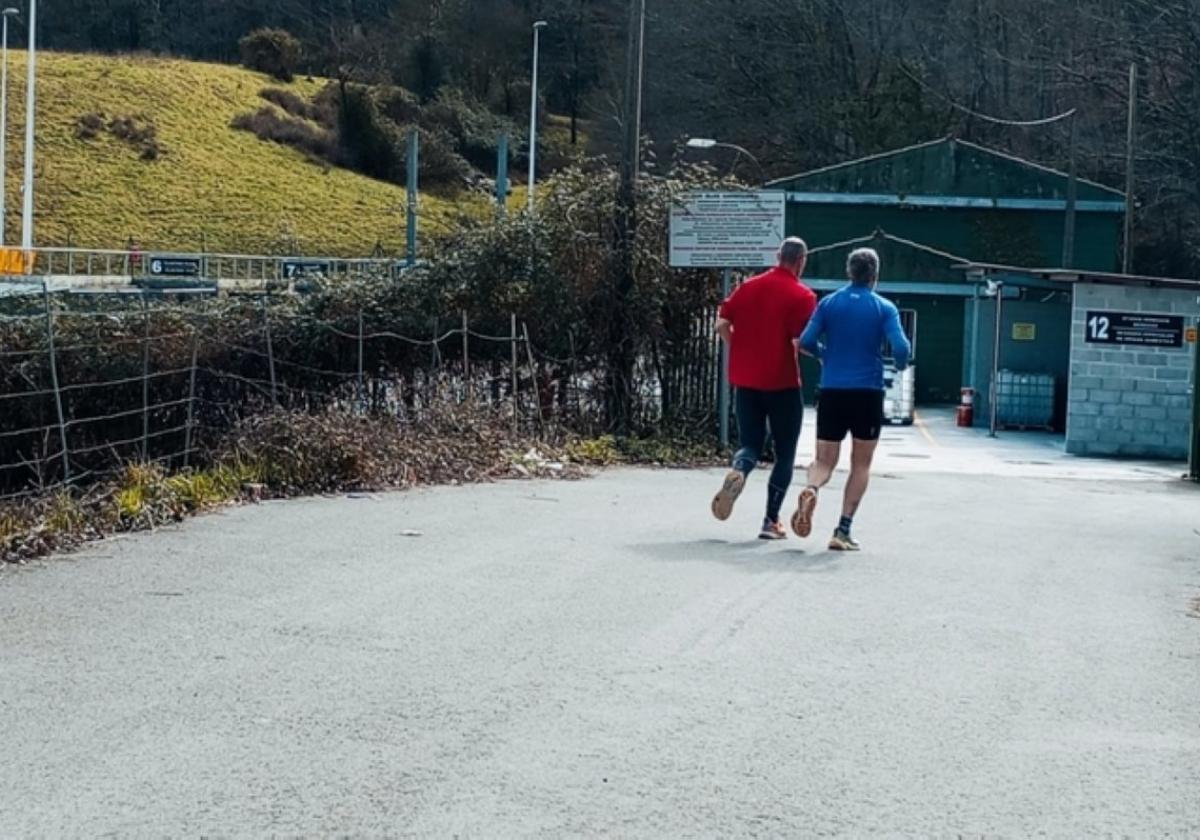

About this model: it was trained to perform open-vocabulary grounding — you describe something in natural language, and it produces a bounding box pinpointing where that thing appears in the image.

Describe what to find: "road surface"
[2,416,1198,836]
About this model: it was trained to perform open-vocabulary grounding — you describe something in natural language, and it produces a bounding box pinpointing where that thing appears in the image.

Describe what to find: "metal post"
[141,293,150,461]
[1123,63,1138,275]
[262,297,277,406]
[496,133,509,215]
[718,268,731,447]
[1061,113,1078,269]
[40,280,69,481]
[406,128,418,268]
[510,314,519,433]
[0,10,13,247]
[989,283,1004,438]
[1188,328,1199,482]
[19,0,34,256]
[528,21,547,211]
[183,327,198,469]
[461,309,470,401]
[357,308,365,411]
[523,322,543,431]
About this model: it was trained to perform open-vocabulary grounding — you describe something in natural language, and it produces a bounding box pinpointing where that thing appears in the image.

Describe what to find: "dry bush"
[260,87,333,127]
[75,111,105,140]
[231,107,336,162]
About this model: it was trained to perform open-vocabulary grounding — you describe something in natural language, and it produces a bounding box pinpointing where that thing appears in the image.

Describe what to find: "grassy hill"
[1,51,497,257]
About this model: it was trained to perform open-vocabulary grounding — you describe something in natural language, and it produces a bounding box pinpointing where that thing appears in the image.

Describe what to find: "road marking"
[914,411,939,447]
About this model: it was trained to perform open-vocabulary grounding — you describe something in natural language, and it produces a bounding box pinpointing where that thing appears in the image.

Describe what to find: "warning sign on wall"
[1012,323,1037,342]
[1084,311,1185,348]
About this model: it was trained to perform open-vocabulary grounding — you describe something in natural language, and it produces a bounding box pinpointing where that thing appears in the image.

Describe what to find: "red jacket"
[719,266,816,391]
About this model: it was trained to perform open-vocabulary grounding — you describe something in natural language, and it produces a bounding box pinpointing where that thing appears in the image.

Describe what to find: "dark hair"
[847,248,879,285]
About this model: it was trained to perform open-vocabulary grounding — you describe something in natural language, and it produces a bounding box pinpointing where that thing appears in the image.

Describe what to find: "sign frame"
[668,190,787,269]
[147,255,203,278]
[1084,310,1185,349]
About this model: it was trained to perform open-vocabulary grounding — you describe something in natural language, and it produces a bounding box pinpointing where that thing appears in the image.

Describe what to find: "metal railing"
[7,247,412,286]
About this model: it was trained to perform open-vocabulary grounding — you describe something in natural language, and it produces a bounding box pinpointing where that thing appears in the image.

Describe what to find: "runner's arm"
[884,305,912,370]
[798,303,825,359]
[716,318,733,345]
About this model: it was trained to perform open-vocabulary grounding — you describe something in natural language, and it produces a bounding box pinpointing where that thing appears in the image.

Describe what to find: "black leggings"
[731,387,804,522]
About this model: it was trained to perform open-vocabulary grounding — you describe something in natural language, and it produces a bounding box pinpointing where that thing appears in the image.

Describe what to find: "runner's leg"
[764,388,803,523]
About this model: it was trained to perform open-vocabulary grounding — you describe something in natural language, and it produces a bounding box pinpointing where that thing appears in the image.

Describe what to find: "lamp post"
[19,0,34,257]
[0,8,18,247]
[527,20,548,212]
[685,137,765,181]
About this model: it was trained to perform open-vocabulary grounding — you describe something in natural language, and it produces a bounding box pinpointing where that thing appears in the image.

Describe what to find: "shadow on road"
[629,538,844,574]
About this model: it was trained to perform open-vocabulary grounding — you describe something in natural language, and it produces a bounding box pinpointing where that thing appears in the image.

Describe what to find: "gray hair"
[778,237,808,266]
[847,247,880,285]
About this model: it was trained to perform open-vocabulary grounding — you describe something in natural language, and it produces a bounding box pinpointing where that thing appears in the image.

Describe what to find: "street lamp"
[526,20,548,212]
[19,0,34,257]
[685,137,764,180]
[0,8,18,247]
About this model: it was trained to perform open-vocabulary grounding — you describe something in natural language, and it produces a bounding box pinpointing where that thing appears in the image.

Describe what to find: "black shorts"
[816,388,885,442]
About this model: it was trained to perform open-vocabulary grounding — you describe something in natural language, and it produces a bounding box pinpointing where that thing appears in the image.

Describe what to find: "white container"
[883,364,916,425]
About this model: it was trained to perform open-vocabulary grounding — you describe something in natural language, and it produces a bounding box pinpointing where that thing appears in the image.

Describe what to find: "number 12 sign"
[1085,311,1184,348]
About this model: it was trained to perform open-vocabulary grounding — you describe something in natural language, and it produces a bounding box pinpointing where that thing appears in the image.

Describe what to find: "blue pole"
[496,133,509,215]
[406,128,419,268]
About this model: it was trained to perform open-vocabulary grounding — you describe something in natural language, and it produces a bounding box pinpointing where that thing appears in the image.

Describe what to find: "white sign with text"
[669,191,787,268]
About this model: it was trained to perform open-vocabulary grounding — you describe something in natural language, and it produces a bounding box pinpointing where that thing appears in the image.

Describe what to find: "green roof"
[768,137,1124,205]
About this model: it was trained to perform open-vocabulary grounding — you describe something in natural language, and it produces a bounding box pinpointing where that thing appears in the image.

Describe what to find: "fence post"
[262,296,278,406]
[522,323,544,432]
[183,327,199,469]
[40,281,71,483]
[357,308,366,412]
[510,314,519,434]
[141,292,152,461]
[461,310,471,401]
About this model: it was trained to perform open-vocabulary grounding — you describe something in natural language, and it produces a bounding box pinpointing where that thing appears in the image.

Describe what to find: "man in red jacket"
[711,237,817,539]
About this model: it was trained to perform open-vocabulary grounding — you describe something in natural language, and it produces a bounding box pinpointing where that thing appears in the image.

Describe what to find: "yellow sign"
[1186,326,1198,344]
[1012,323,1037,342]
[0,248,35,274]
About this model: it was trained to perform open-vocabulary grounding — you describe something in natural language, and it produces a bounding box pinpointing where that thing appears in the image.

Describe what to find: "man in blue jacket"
[793,248,910,551]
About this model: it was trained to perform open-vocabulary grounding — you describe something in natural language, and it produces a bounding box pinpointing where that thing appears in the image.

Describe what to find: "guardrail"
[7,247,413,286]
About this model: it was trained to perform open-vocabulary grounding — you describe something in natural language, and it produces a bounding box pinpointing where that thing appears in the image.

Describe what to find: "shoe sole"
[828,537,861,552]
[758,530,787,541]
[791,488,817,537]
[711,471,745,521]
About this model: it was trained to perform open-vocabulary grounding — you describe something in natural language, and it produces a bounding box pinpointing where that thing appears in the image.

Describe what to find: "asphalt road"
[2,428,1199,836]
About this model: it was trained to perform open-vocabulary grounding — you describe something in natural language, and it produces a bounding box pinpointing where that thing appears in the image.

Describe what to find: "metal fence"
[20,247,409,287]
[0,285,721,502]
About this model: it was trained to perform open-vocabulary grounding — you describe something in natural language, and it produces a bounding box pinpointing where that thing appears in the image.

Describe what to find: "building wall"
[1066,283,1198,459]
[787,203,1121,272]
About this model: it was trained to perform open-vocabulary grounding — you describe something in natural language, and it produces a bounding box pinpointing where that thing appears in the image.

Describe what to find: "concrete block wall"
[1067,283,1198,459]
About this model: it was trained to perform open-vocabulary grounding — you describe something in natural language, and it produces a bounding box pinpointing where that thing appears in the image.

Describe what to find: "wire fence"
[0,286,721,503]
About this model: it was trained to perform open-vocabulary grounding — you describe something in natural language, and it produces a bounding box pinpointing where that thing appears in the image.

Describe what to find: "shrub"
[260,87,333,127]
[232,106,337,163]
[336,86,405,183]
[239,28,302,83]
[75,111,105,140]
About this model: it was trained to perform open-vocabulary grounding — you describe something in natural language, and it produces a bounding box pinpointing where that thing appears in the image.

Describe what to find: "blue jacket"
[799,285,911,391]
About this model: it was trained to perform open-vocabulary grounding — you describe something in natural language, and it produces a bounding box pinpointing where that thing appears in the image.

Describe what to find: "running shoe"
[790,487,818,538]
[758,518,787,540]
[828,529,861,552]
[710,470,745,521]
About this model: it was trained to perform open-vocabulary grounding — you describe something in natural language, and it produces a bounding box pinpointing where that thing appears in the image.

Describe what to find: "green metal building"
[767,137,1126,415]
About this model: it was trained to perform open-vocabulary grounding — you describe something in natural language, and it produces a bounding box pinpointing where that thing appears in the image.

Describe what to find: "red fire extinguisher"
[957,387,975,427]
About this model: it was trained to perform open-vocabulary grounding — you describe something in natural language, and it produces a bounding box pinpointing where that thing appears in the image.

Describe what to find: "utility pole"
[19,0,34,258]
[609,0,646,433]
[527,21,548,212]
[1123,63,1138,275]
[1061,111,1077,270]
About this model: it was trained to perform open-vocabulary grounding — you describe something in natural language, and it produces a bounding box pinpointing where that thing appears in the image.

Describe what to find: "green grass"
[2,51,490,257]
